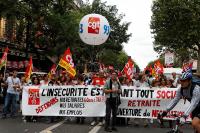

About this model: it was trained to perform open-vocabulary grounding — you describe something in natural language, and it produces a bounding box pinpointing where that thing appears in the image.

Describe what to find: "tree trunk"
[6,15,15,42]
[197,49,200,74]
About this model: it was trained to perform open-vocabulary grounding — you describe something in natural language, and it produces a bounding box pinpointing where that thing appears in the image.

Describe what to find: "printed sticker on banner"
[28,89,40,105]
[88,17,100,34]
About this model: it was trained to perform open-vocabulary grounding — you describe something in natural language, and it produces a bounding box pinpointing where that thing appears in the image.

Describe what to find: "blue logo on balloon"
[104,25,110,35]
[79,24,83,33]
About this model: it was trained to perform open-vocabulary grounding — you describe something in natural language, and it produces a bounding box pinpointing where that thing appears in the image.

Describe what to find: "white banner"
[22,86,192,121]
[165,52,174,67]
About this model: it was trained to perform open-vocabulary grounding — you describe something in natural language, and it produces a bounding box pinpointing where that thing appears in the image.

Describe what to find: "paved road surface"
[0,115,194,133]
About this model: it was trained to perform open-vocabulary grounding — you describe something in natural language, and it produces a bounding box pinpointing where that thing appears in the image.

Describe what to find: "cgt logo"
[88,17,100,34]
[28,89,40,105]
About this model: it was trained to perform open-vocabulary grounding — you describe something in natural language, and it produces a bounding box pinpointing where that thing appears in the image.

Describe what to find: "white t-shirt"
[40,80,50,86]
[6,76,21,94]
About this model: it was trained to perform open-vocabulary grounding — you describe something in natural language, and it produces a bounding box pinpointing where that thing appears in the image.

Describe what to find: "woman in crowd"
[166,79,175,88]
[76,75,86,124]
[152,79,161,87]
[23,76,40,123]
[124,78,134,86]
[18,76,27,113]
[122,77,134,125]
[160,79,167,88]
[32,77,40,85]
[31,77,40,122]
[60,76,67,85]
[135,74,149,88]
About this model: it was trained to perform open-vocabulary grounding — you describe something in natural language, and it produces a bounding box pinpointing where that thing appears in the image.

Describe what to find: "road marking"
[88,123,102,133]
[39,120,65,133]
[40,131,52,133]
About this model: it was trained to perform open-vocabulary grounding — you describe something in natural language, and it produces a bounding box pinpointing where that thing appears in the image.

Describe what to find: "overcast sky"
[86,0,159,70]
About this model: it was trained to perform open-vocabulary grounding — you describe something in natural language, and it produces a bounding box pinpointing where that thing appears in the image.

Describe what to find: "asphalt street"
[0,115,194,133]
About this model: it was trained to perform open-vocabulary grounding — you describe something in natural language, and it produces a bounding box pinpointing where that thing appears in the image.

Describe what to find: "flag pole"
[54,64,59,76]
[55,54,63,72]
[55,64,59,71]
[121,67,124,74]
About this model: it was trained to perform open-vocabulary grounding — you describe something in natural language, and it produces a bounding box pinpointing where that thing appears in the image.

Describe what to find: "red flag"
[122,59,134,79]
[182,62,193,73]
[48,64,56,79]
[25,57,33,82]
[99,63,105,72]
[154,60,164,74]
[92,77,105,86]
[149,66,153,75]
[24,60,29,67]
[144,66,152,74]
[118,70,123,77]
[58,48,76,77]
[108,65,114,70]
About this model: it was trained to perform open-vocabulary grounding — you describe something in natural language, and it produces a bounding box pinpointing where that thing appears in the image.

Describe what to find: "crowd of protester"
[0,69,182,128]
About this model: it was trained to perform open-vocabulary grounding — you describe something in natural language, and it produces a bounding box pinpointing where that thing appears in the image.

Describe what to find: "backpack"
[180,76,200,99]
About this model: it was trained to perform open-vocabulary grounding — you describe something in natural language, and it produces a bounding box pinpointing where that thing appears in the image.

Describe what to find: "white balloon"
[79,14,110,45]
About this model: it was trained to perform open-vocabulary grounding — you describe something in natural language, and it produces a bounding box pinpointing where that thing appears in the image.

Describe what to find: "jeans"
[105,98,117,129]
[3,93,17,116]
[16,92,20,102]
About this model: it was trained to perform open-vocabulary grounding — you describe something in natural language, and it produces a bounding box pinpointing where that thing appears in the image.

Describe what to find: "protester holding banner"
[104,71,121,132]
[76,74,85,124]
[40,74,50,86]
[135,74,149,88]
[134,73,153,127]
[152,79,161,87]
[144,70,154,88]
[122,77,133,125]
[32,77,40,86]
[123,78,134,87]
[17,76,27,113]
[20,76,28,118]
[90,72,105,126]
[40,74,56,124]
[53,77,61,86]
[23,76,40,123]
[160,79,167,88]
[60,76,67,85]
[166,79,174,88]
[171,72,179,87]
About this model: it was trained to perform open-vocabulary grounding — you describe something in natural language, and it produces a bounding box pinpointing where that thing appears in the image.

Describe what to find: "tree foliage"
[0,0,132,72]
[151,0,200,72]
